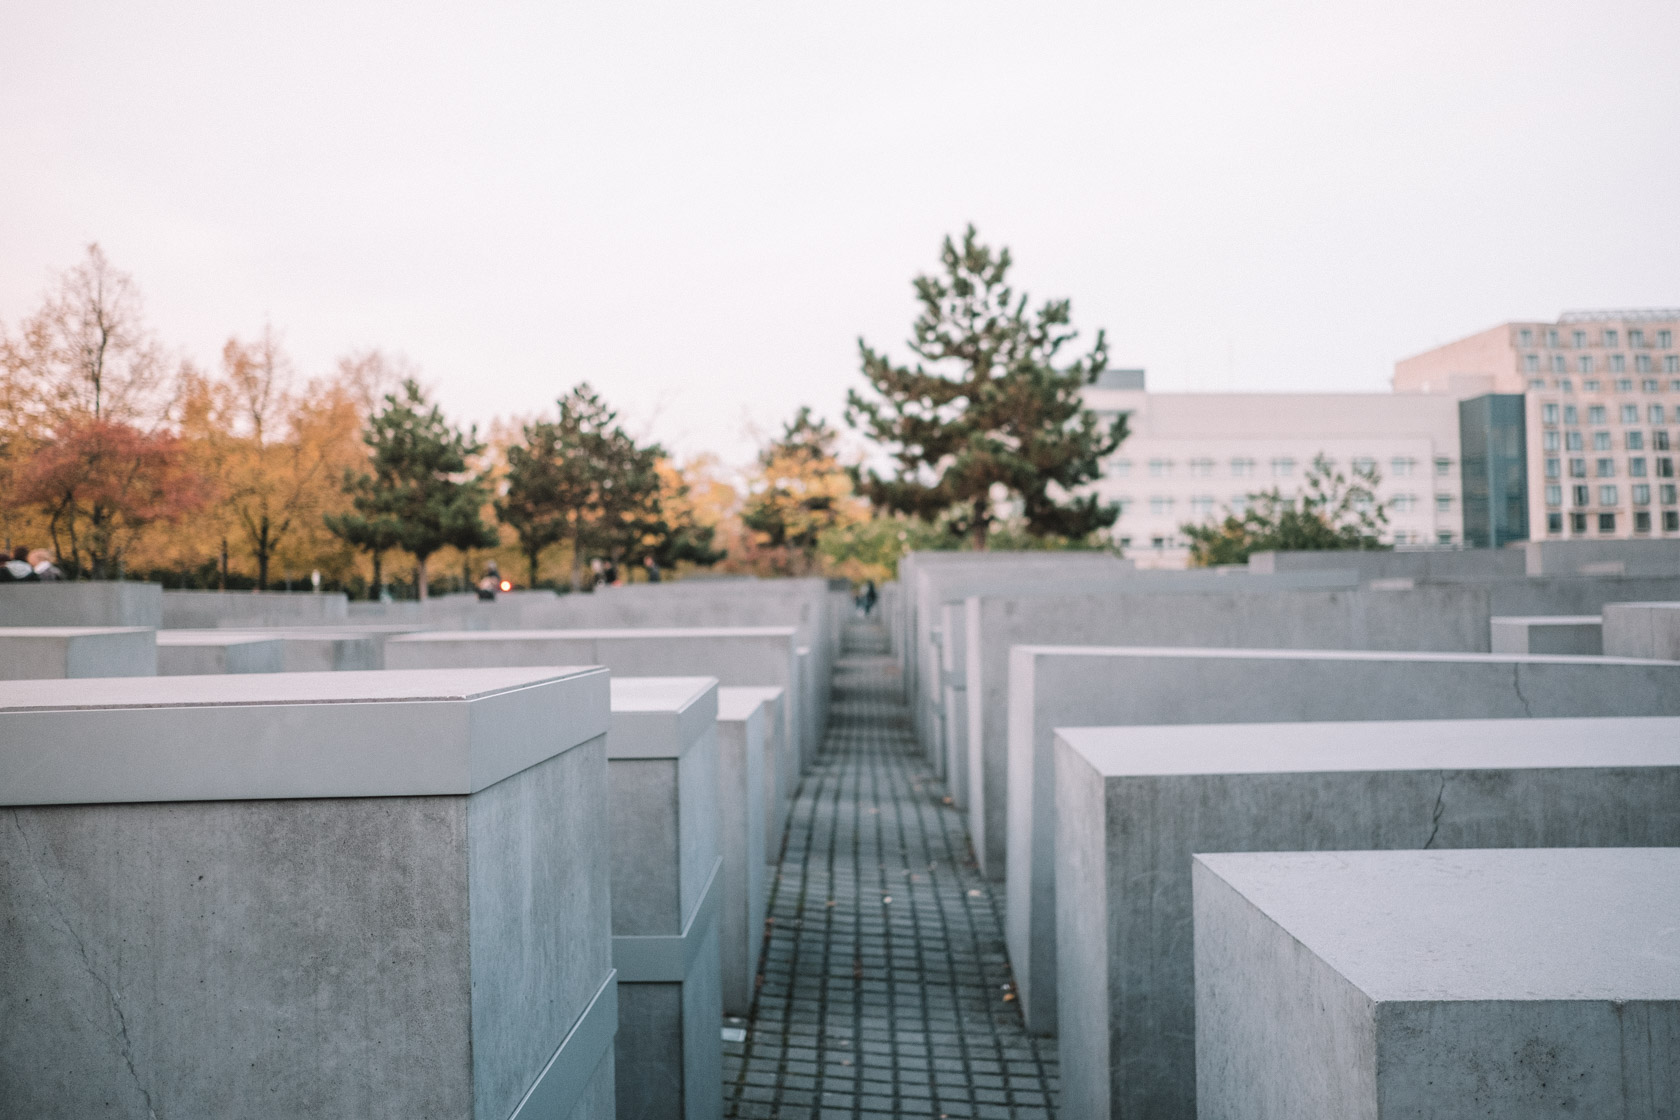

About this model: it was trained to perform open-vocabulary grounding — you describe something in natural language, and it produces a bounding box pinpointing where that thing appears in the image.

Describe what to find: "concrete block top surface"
[393,625,796,642]
[0,626,153,638]
[718,685,782,721]
[1059,716,1680,778]
[1488,615,1602,625]
[0,666,610,805]
[608,675,719,758]
[1018,642,1664,666]
[1195,848,1680,1000]
[154,630,284,647]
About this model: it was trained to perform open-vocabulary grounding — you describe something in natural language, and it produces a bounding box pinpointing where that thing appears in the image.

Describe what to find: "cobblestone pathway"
[724,623,1058,1119]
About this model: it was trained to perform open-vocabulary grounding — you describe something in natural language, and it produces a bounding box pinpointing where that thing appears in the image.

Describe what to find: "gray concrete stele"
[608,677,724,1120]
[386,626,804,794]
[1053,716,1680,1120]
[1602,600,1680,660]
[715,687,770,1018]
[1488,614,1603,655]
[1193,849,1680,1120]
[1005,644,1680,1038]
[0,667,617,1120]
[0,626,157,679]
[155,630,285,674]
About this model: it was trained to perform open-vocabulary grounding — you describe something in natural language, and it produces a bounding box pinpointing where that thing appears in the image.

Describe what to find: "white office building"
[1083,370,1464,569]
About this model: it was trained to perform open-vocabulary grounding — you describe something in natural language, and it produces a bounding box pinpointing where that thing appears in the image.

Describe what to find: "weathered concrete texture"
[608,677,723,1120]
[1248,547,1527,583]
[1053,717,1680,1120]
[0,668,616,1120]
[155,630,285,674]
[160,588,351,628]
[1007,645,1680,1036]
[1488,614,1602,655]
[388,626,803,783]
[965,583,1494,880]
[938,602,968,806]
[1485,574,1680,616]
[0,626,156,679]
[1523,537,1680,577]
[1193,849,1680,1120]
[0,668,611,805]
[720,686,787,864]
[715,689,768,1017]
[0,581,162,627]
[1603,601,1680,660]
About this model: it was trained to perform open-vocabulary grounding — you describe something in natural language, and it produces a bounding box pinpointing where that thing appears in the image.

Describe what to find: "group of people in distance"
[0,546,62,582]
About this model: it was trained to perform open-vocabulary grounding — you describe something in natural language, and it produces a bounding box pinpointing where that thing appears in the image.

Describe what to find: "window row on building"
[1117,493,1451,516]
[1519,327,1674,349]
[1541,402,1675,425]
[1107,456,1453,479]
[1545,510,1680,536]
[1544,456,1675,479]
[1545,482,1679,507]
[1540,430,1672,452]
[1524,356,1679,376]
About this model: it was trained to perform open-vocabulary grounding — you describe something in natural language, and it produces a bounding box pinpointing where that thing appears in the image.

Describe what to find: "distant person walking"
[643,556,661,583]
[859,579,878,617]
[477,561,500,601]
[1,546,38,582]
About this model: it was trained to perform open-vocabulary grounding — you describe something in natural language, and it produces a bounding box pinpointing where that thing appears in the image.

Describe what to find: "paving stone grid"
[726,622,1058,1118]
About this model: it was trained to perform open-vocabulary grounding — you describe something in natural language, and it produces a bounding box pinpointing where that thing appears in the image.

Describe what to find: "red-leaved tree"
[16,418,206,578]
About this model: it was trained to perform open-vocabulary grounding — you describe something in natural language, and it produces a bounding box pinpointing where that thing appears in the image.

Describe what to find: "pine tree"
[846,225,1127,548]
[325,379,495,600]
[495,419,573,588]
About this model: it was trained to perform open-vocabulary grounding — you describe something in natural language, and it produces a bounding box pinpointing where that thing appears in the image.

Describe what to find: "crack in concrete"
[11,811,160,1119]
[1422,772,1448,850]
[1511,663,1535,717]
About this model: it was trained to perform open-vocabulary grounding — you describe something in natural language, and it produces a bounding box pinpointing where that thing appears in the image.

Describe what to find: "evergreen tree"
[495,419,573,588]
[325,379,495,600]
[846,225,1126,548]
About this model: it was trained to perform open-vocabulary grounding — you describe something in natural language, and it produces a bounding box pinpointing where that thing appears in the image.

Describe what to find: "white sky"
[3,2,1677,469]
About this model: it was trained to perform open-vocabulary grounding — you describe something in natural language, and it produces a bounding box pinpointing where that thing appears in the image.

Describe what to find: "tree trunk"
[219,538,229,590]
[370,550,383,600]
[416,555,429,602]
[255,514,272,591]
[971,498,990,551]
[528,548,540,590]
[569,515,583,592]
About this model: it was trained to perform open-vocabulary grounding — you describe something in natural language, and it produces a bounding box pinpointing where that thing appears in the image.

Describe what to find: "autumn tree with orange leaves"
[0,244,204,576]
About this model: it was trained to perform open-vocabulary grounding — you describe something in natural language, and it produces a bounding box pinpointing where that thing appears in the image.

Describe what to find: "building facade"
[1395,311,1680,541]
[1083,371,1464,569]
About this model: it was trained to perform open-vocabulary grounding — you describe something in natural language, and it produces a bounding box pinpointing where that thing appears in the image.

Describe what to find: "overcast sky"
[3,2,1677,467]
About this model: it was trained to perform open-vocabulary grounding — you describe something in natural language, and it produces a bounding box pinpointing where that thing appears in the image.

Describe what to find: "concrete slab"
[1488,615,1603,655]
[0,626,156,679]
[387,626,803,787]
[156,630,285,674]
[0,666,616,1120]
[608,677,723,1120]
[964,582,1494,880]
[0,581,162,627]
[160,588,351,628]
[1053,716,1680,1120]
[1522,537,1680,577]
[1603,601,1680,660]
[720,685,788,864]
[1008,645,1680,1037]
[1194,849,1680,1120]
[716,688,769,1016]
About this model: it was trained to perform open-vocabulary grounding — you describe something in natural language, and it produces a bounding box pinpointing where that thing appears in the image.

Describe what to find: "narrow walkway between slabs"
[724,622,1058,1119]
